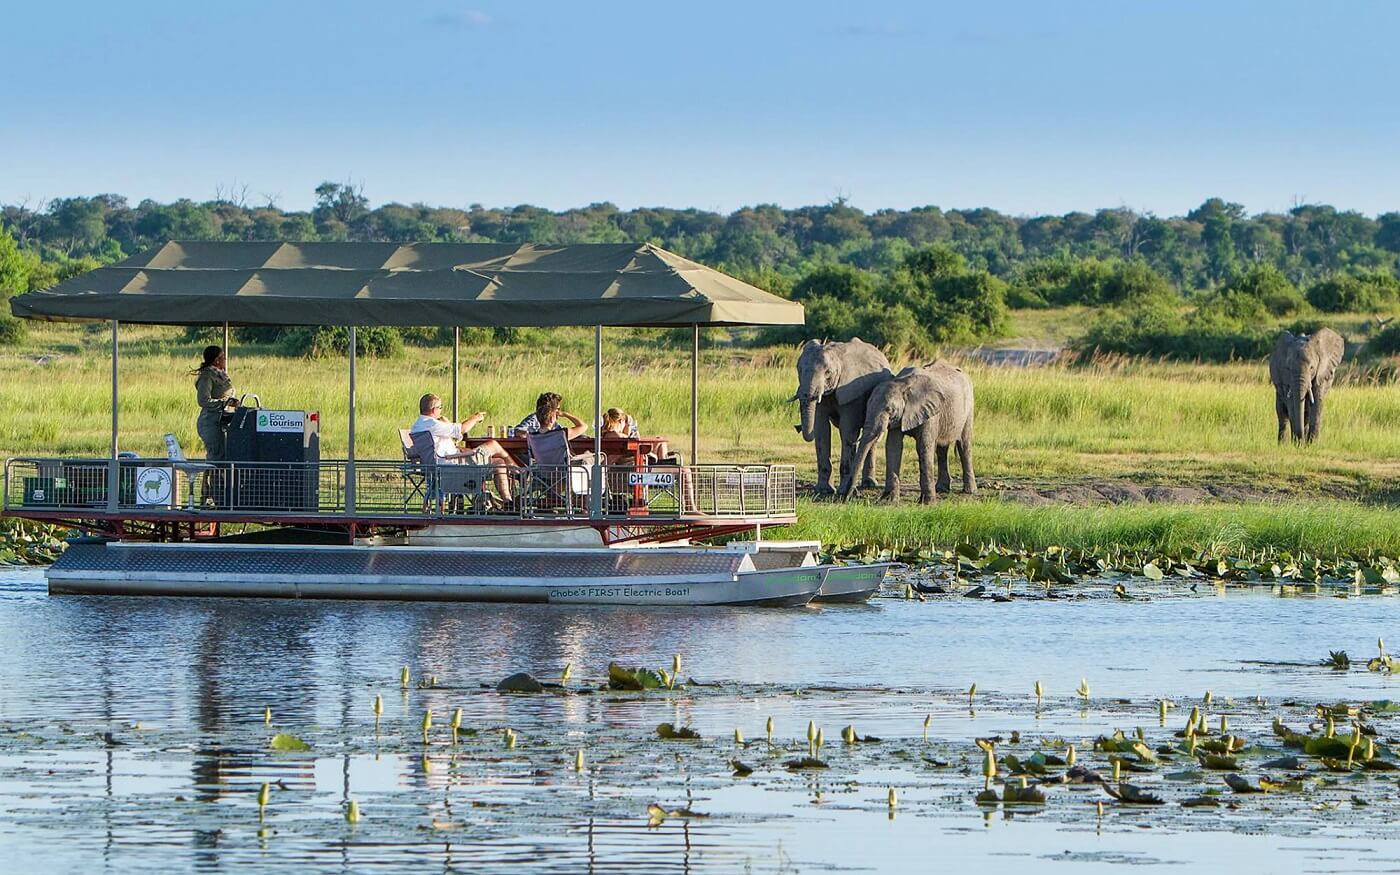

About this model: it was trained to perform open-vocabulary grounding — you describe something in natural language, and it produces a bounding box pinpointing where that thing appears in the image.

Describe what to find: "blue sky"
[4,0,1398,216]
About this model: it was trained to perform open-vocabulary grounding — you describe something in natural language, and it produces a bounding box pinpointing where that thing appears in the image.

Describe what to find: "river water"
[4,566,1400,873]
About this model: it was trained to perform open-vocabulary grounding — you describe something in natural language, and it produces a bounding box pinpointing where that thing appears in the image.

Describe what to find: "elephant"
[843,362,976,504]
[1269,328,1344,443]
[790,338,893,497]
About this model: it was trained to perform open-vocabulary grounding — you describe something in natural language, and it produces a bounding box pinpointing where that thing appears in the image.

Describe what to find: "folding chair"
[409,430,495,514]
[523,429,592,514]
[398,428,428,509]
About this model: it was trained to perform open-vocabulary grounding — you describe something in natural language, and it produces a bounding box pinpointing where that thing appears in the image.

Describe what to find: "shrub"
[1222,264,1305,316]
[283,326,404,358]
[0,313,24,344]
[1306,271,1400,312]
[1073,295,1273,362]
[790,263,877,304]
[1366,323,1400,358]
[1100,259,1174,305]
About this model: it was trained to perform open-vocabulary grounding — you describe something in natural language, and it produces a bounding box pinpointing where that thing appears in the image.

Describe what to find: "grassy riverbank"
[4,323,1400,500]
[785,499,1400,558]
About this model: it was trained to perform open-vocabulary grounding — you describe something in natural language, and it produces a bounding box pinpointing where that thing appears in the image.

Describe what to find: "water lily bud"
[422,754,432,774]
[1326,715,1336,738]
[400,666,410,689]
[1203,690,1213,705]
[923,713,931,740]
[1187,734,1197,755]
[842,725,855,744]
[983,748,997,781]
[1035,681,1043,701]
[1366,736,1376,761]
[1159,699,1169,721]
[1187,706,1200,732]
[372,694,383,719]
[968,683,977,700]
[421,709,432,742]
[257,782,270,811]
[575,749,585,772]
[1219,715,1228,734]
[734,727,744,745]
[766,717,774,742]
[561,663,573,684]
[1380,637,1386,656]
[505,729,516,749]
[658,669,672,688]
[1066,744,1076,767]
[887,787,897,808]
[672,654,682,676]
[1096,800,1104,817]
[1111,759,1121,783]
[345,800,360,824]
[816,727,825,749]
[263,706,271,726]
[807,720,816,743]
[1077,678,1090,699]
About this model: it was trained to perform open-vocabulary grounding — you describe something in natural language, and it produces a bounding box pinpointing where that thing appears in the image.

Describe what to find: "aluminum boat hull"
[46,542,825,607]
[814,563,893,603]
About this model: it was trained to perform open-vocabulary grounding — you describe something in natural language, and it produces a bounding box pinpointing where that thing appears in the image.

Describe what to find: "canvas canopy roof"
[10,241,805,328]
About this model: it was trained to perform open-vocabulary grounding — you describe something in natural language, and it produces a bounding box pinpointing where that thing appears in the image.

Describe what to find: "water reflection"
[6,567,1400,872]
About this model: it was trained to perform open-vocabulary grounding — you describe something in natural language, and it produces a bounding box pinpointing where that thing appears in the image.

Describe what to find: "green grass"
[786,500,1400,558]
[4,323,1400,500]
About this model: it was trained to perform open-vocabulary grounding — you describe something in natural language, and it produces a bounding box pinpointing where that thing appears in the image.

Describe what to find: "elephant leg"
[836,409,864,496]
[812,408,835,497]
[881,431,903,501]
[1306,392,1323,443]
[934,444,951,494]
[1274,388,1288,443]
[958,419,977,494]
[915,429,935,504]
[860,444,879,489]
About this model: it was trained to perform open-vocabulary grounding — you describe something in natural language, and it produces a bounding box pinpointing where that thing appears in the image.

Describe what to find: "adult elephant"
[1269,328,1344,443]
[790,338,892,497]
[843,363,976,504]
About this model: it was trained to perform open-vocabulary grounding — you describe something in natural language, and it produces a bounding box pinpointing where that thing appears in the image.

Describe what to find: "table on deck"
[460,434,673,514]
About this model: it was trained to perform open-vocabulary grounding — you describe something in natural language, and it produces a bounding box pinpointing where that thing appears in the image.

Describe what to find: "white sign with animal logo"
[136,467,174,506]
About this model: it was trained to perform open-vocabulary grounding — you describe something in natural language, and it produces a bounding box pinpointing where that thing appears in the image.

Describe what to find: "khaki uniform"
[195,368,234,460]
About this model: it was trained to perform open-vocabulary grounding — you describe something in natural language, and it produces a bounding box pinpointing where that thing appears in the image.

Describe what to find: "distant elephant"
[790,338,893,497]
[1269,328,1344,443]
[843,362,976,504]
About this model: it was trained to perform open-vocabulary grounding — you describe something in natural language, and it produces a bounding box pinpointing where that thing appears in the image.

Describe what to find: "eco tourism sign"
[256,410,305,433]
[135,467,174,506]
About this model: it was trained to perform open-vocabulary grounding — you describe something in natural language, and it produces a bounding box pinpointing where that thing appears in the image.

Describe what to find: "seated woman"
[516,392,587,440]
[410,393,514,504]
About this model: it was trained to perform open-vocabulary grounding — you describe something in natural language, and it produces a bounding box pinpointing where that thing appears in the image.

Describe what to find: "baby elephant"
[842,363,976,504]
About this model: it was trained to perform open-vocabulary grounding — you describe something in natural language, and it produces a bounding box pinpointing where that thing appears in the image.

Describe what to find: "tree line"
[2,184,1399,358]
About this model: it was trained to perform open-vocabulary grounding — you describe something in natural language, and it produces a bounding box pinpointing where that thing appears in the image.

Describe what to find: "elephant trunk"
[1289,375,1308,442]
[849,414,889,492]
[799,397,819,442]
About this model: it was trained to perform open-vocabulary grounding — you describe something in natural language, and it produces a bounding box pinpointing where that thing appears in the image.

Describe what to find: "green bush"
[1366,323,1400,357]
[0,312,24,344]
[283,326,404,358]
[1222,264,1305,316]
[1306,271,1400,312]
[1074,295,1273,362]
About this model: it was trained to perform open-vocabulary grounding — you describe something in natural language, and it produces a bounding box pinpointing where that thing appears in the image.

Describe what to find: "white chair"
[164,434,217,510]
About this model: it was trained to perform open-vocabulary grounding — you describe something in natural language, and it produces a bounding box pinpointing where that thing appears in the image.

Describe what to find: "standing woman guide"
[192,345,238,460]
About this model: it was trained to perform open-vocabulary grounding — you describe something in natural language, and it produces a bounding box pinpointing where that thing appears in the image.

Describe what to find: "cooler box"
[225,407,321,511]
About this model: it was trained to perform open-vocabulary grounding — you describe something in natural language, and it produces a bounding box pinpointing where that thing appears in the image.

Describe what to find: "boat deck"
[3,457,797,541]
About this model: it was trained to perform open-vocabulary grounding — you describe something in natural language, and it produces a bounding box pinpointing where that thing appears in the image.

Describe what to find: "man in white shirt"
[409,393,515,503]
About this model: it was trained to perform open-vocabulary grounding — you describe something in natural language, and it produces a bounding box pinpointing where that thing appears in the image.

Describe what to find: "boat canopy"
[9,241,805,328]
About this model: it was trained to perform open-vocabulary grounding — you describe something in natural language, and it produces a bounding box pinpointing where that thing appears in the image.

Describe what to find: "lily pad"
[269,733,311,752]
[496,672,545,693]
[656,722,700,740]
[608,663,663,691]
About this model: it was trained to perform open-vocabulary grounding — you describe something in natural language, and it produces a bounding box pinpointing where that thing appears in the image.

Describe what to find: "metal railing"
[2,457,798,522]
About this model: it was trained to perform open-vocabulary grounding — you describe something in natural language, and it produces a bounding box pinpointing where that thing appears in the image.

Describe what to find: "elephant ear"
[898,376,943,433]
[835,366,892,406]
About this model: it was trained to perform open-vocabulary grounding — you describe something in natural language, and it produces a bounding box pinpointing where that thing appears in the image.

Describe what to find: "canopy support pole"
[346,326,357,516]
[591,325,603,518]
[690,324,699,464]
[106,320,119,513]
[222,322,230,370]
[451,327,460,421]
